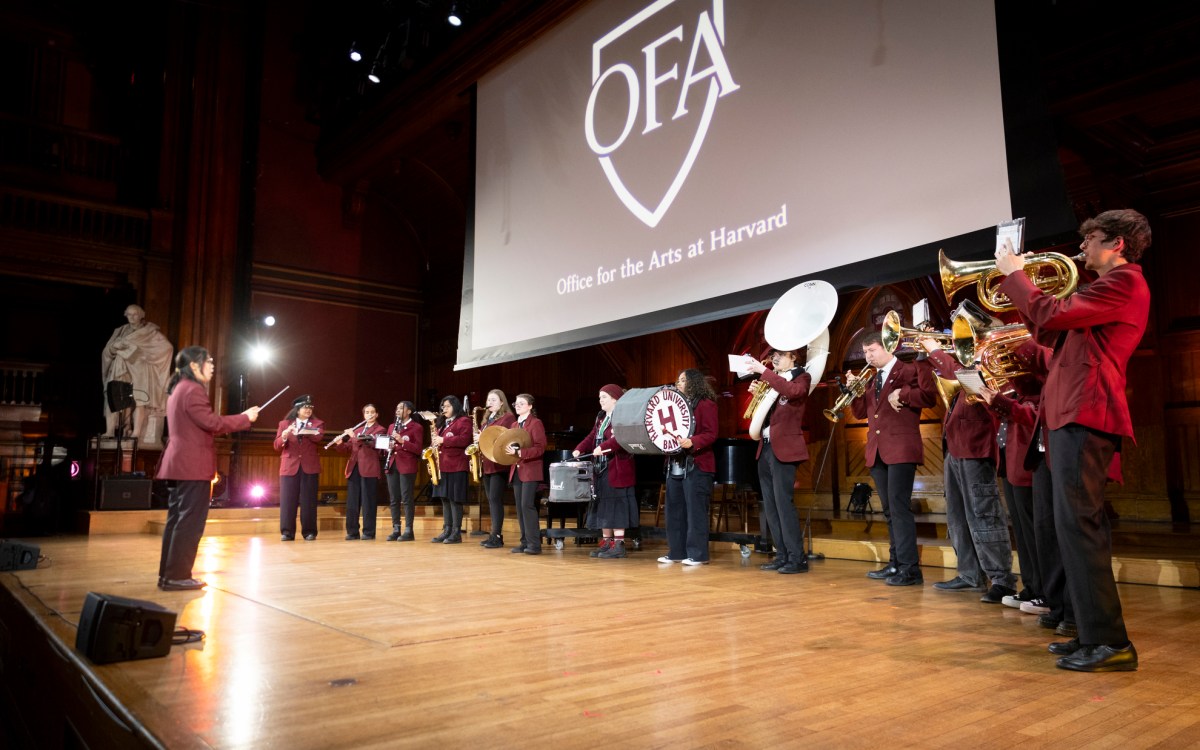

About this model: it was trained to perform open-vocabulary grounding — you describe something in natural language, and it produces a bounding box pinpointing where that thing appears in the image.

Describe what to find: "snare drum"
[612,386,694,455]
[548,461,594,502]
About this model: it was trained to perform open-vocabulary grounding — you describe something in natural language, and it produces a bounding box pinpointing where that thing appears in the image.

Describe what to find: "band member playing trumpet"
[274,394,324,541]
[918,338,1016,602]
[508,393,547,555]
[430,396,471,543]
[746,350,811,574]
[384,401,423,541]
[850,333,937,585]
[331,403,386,540]
[573,384,637,559]
[479,389,516,548]
[995,209,1151,672]
[659,369,719,566]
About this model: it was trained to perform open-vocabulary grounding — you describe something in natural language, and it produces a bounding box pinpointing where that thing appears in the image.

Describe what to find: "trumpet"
[465,406,487,482]
[881,310,958,356]
[823,365,876,423]
[417,412,441,485]
[939,249,1083,313]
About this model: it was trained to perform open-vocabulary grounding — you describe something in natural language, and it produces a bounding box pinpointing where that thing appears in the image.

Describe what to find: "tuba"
[746,280,838,440]
[823,365,875,423]
[939,249,1083,313]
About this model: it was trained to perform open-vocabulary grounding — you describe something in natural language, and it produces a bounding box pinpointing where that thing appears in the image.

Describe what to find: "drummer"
[573,384,637,559]
[659,369,719,565]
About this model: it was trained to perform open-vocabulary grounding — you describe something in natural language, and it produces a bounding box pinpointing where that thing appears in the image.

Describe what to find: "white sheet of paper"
[995,217,1025,257]
[728,353,756,378]
[955,369,986,396]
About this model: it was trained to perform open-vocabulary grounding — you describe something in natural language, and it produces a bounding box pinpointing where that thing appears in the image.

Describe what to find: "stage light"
[448,3,462,26]
[349,42,362,62]
[249,484,266,504]
[70,460,80,478]
[262,315,276,327]
[249,344,272,366]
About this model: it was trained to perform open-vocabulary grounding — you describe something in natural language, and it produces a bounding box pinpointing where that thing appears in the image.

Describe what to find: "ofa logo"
[584,0,739,228]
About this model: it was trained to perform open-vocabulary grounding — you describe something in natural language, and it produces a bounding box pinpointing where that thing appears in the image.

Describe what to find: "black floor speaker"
[75,592,177,664]
[0,540,40,571]
[100,477,152,509]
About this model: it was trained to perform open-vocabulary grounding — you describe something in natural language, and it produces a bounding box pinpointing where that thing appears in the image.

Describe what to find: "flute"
[324,419,368,449]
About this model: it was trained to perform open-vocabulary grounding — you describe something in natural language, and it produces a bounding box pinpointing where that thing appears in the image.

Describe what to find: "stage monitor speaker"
[0,539,40,571]
[100,478,152,509]
[106,380,135,411]
[75,592,177,664]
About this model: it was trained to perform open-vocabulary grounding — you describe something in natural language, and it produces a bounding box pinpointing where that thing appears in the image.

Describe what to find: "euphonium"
[952,316,1034,403]
[421,421,441,485]
[939,249,1083,313]
[741,359,775,420]
[823,365,876,423]
[466,407,487,482]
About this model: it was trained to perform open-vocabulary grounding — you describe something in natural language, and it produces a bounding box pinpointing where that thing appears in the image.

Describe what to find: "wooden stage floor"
[5,532,1200,749]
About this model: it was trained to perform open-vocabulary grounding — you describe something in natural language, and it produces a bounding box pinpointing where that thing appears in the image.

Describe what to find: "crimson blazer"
[755,368,811,463]
[481,412,517,475]
[851,358,937,466]
[988,391,1040,486]
[509,415,547,483]
[336,422,386,478]
[685,398,719,474]
[437,415,472,473]
[999,263,1149,441]
[274,417,325,476]
[384,419,424,474]
[575,414,634,489]
[157,379,251,481]
[926,349,998,461]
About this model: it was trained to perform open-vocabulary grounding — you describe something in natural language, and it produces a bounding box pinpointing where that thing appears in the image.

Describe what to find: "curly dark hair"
[676,368,717,402]
[1079,209,1151,263]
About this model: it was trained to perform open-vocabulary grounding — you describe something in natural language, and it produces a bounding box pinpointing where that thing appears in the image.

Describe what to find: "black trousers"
[1048,424,1127,645]
[345,467,378,537]
[666,469,714,562]
[868,461,919,575]
[385,468,415,530]
[280,471,319,538]
[1003,478,1040,596]
[1031,456,1070,622]
[483,471,508,535]
[159,480,211,581]
[757,442,803,563]
[513,475,540,550]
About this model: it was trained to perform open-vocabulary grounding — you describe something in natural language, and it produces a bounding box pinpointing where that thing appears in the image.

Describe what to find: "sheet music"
[728,353,756,378]
[995,217,1025,257]
[955,369,986,396]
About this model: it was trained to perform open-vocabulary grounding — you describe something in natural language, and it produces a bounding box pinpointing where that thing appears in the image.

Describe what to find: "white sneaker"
[657,556,680,564]
[681,558,709,566]
[1001,594,1024,609]
[1020,598,1050,615]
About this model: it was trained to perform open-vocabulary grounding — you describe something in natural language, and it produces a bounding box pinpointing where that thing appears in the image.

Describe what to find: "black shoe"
[281,534,295,542]
[511,545,528,554]
[523,547,543,555]
[1056,621,1078,638]
[156,577,165,589]
[431,531,449,543]
[161,578,206,591]
[362,534,375,540]
[303,534,316,541]
[597,540,627,558]
[1048,638,1081,656]
[399,530,414,541]
[980,584,1017,604]
[345,534,360,540]
[443,534,462,544]
[885,572,923,587]
[760,558,786,571]
[1037,614,1060,630]
[866,565,898,580]
[386,530,402,541]
[778,561,808,574]
[481,534,504,548]
[932,576,982,591]
[1056,643,1137,672]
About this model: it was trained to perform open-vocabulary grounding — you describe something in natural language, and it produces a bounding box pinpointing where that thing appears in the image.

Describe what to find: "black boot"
[481,533,504,548]
[386,526,402,542]
[431,527,449,543]
[399,528,415,541]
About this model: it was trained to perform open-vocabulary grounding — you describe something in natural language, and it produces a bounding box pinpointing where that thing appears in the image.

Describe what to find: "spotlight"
[448,2,462,26]
[349,42,362,62]
[249,484,267,504]
[368,65,381,84]
[249,344,272,366]
[262,315,276,327]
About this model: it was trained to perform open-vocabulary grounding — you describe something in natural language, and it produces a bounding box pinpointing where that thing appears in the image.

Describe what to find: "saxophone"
[418,415,441,485]
[465,407,487,483]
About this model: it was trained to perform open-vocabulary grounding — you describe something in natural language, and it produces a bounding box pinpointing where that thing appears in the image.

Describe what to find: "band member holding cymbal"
[573,384,637,559]
[479,389,516,549]
[508,393,547,555]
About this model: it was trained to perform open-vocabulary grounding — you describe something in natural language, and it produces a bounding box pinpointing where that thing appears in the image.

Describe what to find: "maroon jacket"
[384,418,424,474]
[509,414,547,483]
[685,398,719,474]
[851,358,937,467]
[926,349,998,461]
[481,411,517,475]
[336,422,386,478]
[273,417,325,476]
[755,368,811,463]
[999,263,1149,441]
[437,415,472,473]
[157,379,252,481]
[987,391,1040,486]
[575,413,634,489]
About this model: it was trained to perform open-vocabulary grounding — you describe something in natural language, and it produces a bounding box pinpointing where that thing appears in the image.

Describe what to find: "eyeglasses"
[1081,233,1111,245]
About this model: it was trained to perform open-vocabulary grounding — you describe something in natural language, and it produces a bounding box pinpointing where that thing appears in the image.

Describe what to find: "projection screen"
[459,0,1027,369]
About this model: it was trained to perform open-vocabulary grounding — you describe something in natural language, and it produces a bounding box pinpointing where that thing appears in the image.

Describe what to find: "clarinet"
[383,416,400,473]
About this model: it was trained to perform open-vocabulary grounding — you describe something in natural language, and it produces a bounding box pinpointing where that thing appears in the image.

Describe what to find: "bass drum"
[612,386,694,455]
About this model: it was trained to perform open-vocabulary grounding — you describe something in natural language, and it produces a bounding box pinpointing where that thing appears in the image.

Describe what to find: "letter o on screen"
[585,63,640,156]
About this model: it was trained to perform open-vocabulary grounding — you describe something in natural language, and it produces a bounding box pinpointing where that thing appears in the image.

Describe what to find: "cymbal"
[489,426,531,466]
[477,424,507,464]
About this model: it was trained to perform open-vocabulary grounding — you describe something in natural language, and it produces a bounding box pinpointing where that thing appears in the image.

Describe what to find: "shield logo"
[584,0,740,228]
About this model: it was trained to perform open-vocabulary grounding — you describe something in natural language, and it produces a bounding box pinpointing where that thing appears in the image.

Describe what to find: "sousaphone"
[747,280,838,440]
